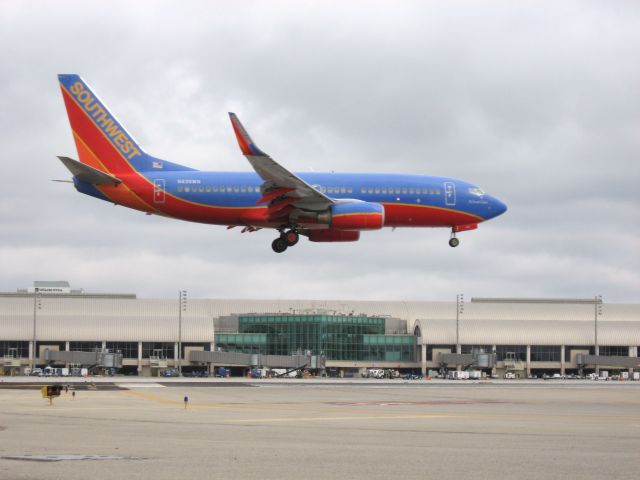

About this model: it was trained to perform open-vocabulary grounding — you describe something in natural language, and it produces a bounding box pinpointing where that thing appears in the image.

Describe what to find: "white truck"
[366,369,385,379]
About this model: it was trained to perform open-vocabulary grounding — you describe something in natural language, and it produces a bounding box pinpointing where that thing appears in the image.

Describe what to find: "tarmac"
[1,378,639,480]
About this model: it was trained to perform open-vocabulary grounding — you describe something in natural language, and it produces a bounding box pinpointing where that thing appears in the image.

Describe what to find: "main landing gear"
[271,229,300,253]
[449,229,460,248]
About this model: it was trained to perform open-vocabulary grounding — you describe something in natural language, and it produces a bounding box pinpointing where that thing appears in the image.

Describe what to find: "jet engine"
[315,201,385,230]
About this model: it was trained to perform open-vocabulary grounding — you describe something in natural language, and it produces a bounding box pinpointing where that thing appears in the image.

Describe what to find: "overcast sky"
[0,1,638,303]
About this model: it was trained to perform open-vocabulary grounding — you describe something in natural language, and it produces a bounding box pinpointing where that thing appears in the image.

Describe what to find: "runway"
[1,381,639,479]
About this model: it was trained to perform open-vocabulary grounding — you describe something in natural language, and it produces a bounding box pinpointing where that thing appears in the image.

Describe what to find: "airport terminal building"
[1,282,639,377]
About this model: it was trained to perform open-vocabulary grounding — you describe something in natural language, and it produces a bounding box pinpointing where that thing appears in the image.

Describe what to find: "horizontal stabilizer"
[57,156,121,186]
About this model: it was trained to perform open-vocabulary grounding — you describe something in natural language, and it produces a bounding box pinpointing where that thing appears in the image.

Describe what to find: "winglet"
[229,113,267,156]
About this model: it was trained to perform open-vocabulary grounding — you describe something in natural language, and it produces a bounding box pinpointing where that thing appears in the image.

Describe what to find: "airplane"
[56,74,507,253]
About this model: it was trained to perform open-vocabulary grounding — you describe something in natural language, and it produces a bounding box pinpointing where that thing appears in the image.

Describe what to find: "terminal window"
[530,345,561,362]
[142,342,175,359]
[598,346,629,357]
[0,341,29,358]
[69,341,102,352]
[106,342,138,359]
[496,345,527,361]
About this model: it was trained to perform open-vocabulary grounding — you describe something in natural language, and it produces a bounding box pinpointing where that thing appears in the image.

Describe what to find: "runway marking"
[116,383,164,388]
[330,400,507,406]
[229,414,456,424]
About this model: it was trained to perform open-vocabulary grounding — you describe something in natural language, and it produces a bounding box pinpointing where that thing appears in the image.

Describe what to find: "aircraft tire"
[272,238,288,253]
[449,237,460,248]
[284,230,299,246]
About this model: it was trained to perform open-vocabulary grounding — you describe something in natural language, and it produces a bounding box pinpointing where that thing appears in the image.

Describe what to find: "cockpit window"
[468,187,485,197]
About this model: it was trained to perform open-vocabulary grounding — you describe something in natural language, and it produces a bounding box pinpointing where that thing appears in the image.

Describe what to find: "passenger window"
[347,187,353,194]
[394,188,401,194]
[199,186,204,192]
[328,187,334,194]
[402,187,407,194]
[374,187,380,194]
[185,187,191,192]
[381,188,387,194]
[360,187,366,194]
[213,186,218,192]
[206,186,211,192]
[226,186,232,192]
[177,186,183,192]
[367,187,373,194]
[241,186,246,193]
[409,188,415,194]
[340,187,346,194]
[233,186,239,192]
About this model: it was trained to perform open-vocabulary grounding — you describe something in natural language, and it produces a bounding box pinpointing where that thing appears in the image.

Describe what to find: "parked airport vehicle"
[365,369,385,379]
[447,370,470,380]
[56,75,507,253]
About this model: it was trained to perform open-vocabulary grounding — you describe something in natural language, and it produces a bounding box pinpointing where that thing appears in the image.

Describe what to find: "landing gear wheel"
[284,230,299,247]
[449,237,460,248]
[272,237,288,253]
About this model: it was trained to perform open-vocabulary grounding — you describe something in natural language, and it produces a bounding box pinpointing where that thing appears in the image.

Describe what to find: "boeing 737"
[56,74,507,253]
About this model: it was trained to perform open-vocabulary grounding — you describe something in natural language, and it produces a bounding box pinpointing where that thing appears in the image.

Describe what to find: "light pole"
[456,294,464,371]
[32,290,41,370]
[595,295,602,375]
[178,290,187,376]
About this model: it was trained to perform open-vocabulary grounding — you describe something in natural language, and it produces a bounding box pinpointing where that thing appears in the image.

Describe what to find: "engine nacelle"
[308,230,360,242]
[316,201,385,230]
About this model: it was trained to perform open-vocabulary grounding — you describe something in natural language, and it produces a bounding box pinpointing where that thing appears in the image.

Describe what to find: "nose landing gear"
[449,230,460,248]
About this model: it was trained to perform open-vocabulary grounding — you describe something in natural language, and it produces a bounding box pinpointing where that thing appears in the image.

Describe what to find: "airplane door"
[153,179,165,204]
[444,182,456,206]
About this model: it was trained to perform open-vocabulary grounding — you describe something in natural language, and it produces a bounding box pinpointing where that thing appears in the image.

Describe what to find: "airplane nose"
[489,196,507,218]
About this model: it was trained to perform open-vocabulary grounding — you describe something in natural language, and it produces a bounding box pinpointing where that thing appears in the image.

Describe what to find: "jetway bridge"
[438,352,496,370]
[576,354,639,370]
[44,349,122,369]
[189,351,325,371]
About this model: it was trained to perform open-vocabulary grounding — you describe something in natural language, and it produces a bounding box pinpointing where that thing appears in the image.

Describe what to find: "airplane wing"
[229,113,334,212]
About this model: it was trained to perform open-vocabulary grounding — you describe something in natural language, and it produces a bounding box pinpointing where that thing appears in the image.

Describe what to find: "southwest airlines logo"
[67,81,142,160]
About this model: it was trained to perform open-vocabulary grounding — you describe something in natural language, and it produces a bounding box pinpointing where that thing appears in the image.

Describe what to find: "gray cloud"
[0,0,638,303]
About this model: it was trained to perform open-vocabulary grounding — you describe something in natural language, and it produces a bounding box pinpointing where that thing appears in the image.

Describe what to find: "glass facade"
[496,345,527,361]
[461,345,493,354]
[530,345,561,362]
[599,346,629,357]
[142,342,175,359]
[0,341,29,358]
[106,342,138,359]
[69,341,101,352]
[216,315,416,362]
[216,334,267,354]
